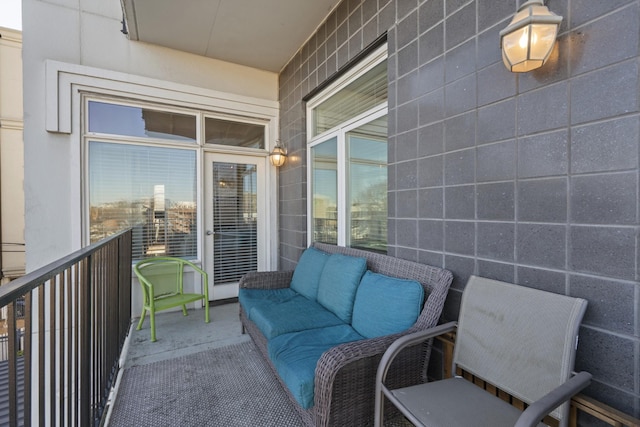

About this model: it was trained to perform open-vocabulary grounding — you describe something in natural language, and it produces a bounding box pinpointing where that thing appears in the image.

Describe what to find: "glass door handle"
[206,230,214,236]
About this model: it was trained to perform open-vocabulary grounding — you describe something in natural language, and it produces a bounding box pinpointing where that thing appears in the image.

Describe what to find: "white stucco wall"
[22,0,279,271]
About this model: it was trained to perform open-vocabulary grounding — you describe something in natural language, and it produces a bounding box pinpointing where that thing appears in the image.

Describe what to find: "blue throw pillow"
[316,254,367,323]
[290,247,330,300]
[351,271,425,339]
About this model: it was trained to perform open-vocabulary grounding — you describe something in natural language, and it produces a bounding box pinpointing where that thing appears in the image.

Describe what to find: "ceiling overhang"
[121,0,341,73]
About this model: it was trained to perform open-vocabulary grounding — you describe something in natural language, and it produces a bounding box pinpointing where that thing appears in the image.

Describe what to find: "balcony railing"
[0,229,132,426]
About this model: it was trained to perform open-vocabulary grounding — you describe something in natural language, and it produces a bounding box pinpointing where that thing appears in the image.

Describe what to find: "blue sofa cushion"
[250,296,344,339]
[351,271,425,339]
[290,247,330,301]
[238,288,299,320]
[316,254,367,323]
[267,325,365,409]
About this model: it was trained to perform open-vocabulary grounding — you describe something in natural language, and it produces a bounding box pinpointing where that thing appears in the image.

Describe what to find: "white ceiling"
[121,0,341,73]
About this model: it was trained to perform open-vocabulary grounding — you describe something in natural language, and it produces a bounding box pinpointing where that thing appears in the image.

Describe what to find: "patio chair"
[134,257,210,342]
[375,275,591,427]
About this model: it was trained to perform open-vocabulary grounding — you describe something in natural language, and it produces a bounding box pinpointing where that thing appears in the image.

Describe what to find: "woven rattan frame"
[239,244,453,427]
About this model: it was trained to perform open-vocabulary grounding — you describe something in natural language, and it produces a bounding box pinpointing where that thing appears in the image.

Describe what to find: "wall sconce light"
[269,140,287,167]
[500,0,562,72]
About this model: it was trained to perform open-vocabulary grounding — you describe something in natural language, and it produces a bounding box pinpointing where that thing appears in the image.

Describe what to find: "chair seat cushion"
[268,325,365,409]
[351,271,424,338]
[238,288,299,319]
[316,254,367,323]
[388,377,525,427]
[290,247,330,300]
[249,295,344,339]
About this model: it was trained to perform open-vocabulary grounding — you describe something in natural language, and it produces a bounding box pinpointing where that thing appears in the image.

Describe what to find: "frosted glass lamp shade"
[500,0,562,72]
[269,144,287,167]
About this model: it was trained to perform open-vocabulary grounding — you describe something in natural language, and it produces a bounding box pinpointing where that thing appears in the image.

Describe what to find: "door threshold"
[208,297,239,306]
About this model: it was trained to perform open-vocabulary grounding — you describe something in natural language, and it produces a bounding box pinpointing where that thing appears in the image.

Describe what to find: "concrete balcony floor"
[107,301,640,427]
[111,303,414,427]
[110,303,417,427]
[122,302,248,369]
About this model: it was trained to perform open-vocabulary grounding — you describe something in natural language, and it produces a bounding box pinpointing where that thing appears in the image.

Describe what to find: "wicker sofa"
[238,243,453,427]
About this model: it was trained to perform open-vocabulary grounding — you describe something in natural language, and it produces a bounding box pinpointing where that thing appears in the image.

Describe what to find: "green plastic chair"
[134,257,210,342]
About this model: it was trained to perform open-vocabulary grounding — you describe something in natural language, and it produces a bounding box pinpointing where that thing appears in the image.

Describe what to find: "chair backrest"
[453,276,587,422]
[134,257,186,300]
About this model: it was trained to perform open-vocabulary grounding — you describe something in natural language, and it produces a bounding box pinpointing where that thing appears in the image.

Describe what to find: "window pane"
[347,116,387,252]
[88,101,196,142]
[89,142,197,260]
[205,117,265,149]
[311,138,338,244]
[313,61,387,136]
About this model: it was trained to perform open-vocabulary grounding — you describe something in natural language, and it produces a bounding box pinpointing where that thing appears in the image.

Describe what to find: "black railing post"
[49,275,55,424]
[80,256,91,427]
[7,302,16,427]
[24,292,32,426]
[73,263,80,427]
[37,286,44,426]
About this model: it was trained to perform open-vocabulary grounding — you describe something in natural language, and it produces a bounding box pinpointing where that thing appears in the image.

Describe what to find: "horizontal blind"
[89,141,197,260]
[212,162,258,284]
[313,61,387,137]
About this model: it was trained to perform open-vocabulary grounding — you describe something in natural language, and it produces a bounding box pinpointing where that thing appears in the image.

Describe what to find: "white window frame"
[203,112,271,154]
[46,60,280,269]
[306,45,388,248]
[81,94,274,265]
[85,97,201,145]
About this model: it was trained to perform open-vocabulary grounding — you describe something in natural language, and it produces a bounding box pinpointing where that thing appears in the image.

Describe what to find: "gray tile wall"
[278,0,640,418]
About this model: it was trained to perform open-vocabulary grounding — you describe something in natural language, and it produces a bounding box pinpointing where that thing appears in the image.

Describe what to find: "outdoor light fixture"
[500,0,562,72]
[269,140,287,167]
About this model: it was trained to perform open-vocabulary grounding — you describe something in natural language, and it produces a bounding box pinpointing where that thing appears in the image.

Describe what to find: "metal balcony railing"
[0,229,132,426]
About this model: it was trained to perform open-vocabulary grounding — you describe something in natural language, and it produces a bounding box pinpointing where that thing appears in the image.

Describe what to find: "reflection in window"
[311,138,338,244]
[347,116,387,252]
[88,142,197,260]
[205,117,265,149]
[88,101,196,141]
